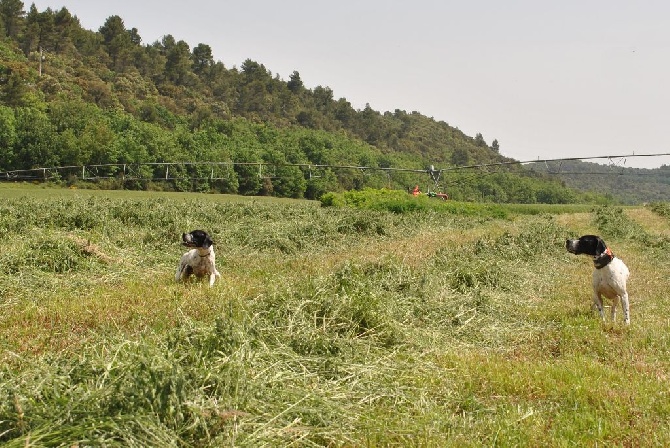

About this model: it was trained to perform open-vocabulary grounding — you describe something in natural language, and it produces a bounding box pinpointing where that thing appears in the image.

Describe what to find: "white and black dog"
[566,235,630,325]
[176,230,221,287]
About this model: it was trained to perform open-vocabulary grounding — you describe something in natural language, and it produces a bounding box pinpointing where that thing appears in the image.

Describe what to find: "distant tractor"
[407,186,449,200]
[407,164,448,200]
[427,191,449,200]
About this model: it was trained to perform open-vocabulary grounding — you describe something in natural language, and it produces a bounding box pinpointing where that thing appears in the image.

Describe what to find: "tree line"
[0,1,608,203]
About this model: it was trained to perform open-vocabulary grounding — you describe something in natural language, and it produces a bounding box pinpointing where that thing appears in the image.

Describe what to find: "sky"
[29,0,670,169]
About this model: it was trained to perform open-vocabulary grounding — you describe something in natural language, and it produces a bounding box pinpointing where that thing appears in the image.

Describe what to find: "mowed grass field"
[1,183,669,447]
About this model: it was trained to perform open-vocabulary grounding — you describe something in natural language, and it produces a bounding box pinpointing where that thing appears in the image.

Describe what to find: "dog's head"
[565,235,613,268]
[182,230,214,249]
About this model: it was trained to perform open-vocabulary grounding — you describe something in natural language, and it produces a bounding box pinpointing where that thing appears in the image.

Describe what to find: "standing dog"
[176,230,221,287]
[565,235,630,325]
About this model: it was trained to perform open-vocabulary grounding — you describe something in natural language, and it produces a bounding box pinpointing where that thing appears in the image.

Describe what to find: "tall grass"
[1,186,670,446]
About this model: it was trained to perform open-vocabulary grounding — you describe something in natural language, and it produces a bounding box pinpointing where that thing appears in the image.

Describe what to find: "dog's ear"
[595,237,608,257]
[203,236,213,248]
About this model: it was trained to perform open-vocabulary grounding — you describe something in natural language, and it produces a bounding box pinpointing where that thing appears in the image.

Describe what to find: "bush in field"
[593,206,644,240]
[320,188,418,212]
[594,205,670,249]
[320,188,510,218]
[650,202,670,219]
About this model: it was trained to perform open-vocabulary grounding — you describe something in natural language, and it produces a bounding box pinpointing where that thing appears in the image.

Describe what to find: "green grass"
[1,184,670,446]
[320,187,597,217]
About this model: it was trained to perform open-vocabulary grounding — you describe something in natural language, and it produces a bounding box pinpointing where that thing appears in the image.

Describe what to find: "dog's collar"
[199,251,211,257]
[593,247,614,269]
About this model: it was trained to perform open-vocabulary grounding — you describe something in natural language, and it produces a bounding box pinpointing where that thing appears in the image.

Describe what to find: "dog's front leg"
[176,259,192,283]
[208,273,217,287]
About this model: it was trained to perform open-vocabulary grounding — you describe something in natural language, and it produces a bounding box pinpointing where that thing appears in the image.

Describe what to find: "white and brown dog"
[176,230,221,287]
[566,235,630,325]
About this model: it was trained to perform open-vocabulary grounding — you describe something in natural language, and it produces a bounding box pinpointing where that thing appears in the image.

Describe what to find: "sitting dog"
[565,235,630,325]
[175,230,221,287]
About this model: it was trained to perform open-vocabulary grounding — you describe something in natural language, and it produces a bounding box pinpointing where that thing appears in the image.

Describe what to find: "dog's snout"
[565,239,578,254]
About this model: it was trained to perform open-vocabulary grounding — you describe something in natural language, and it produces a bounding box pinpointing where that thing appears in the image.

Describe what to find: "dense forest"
[0,1,651,203]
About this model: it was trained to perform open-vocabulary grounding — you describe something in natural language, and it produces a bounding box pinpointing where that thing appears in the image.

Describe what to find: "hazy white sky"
[30,0,670,168]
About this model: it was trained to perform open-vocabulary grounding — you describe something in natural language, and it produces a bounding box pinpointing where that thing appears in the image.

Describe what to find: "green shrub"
[593,206,643,240]
[319,188,511,218]
[650,202,670,219]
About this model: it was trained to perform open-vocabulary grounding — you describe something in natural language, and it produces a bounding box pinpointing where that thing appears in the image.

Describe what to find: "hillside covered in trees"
[528,160,670,204]
[0,1,656,203]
